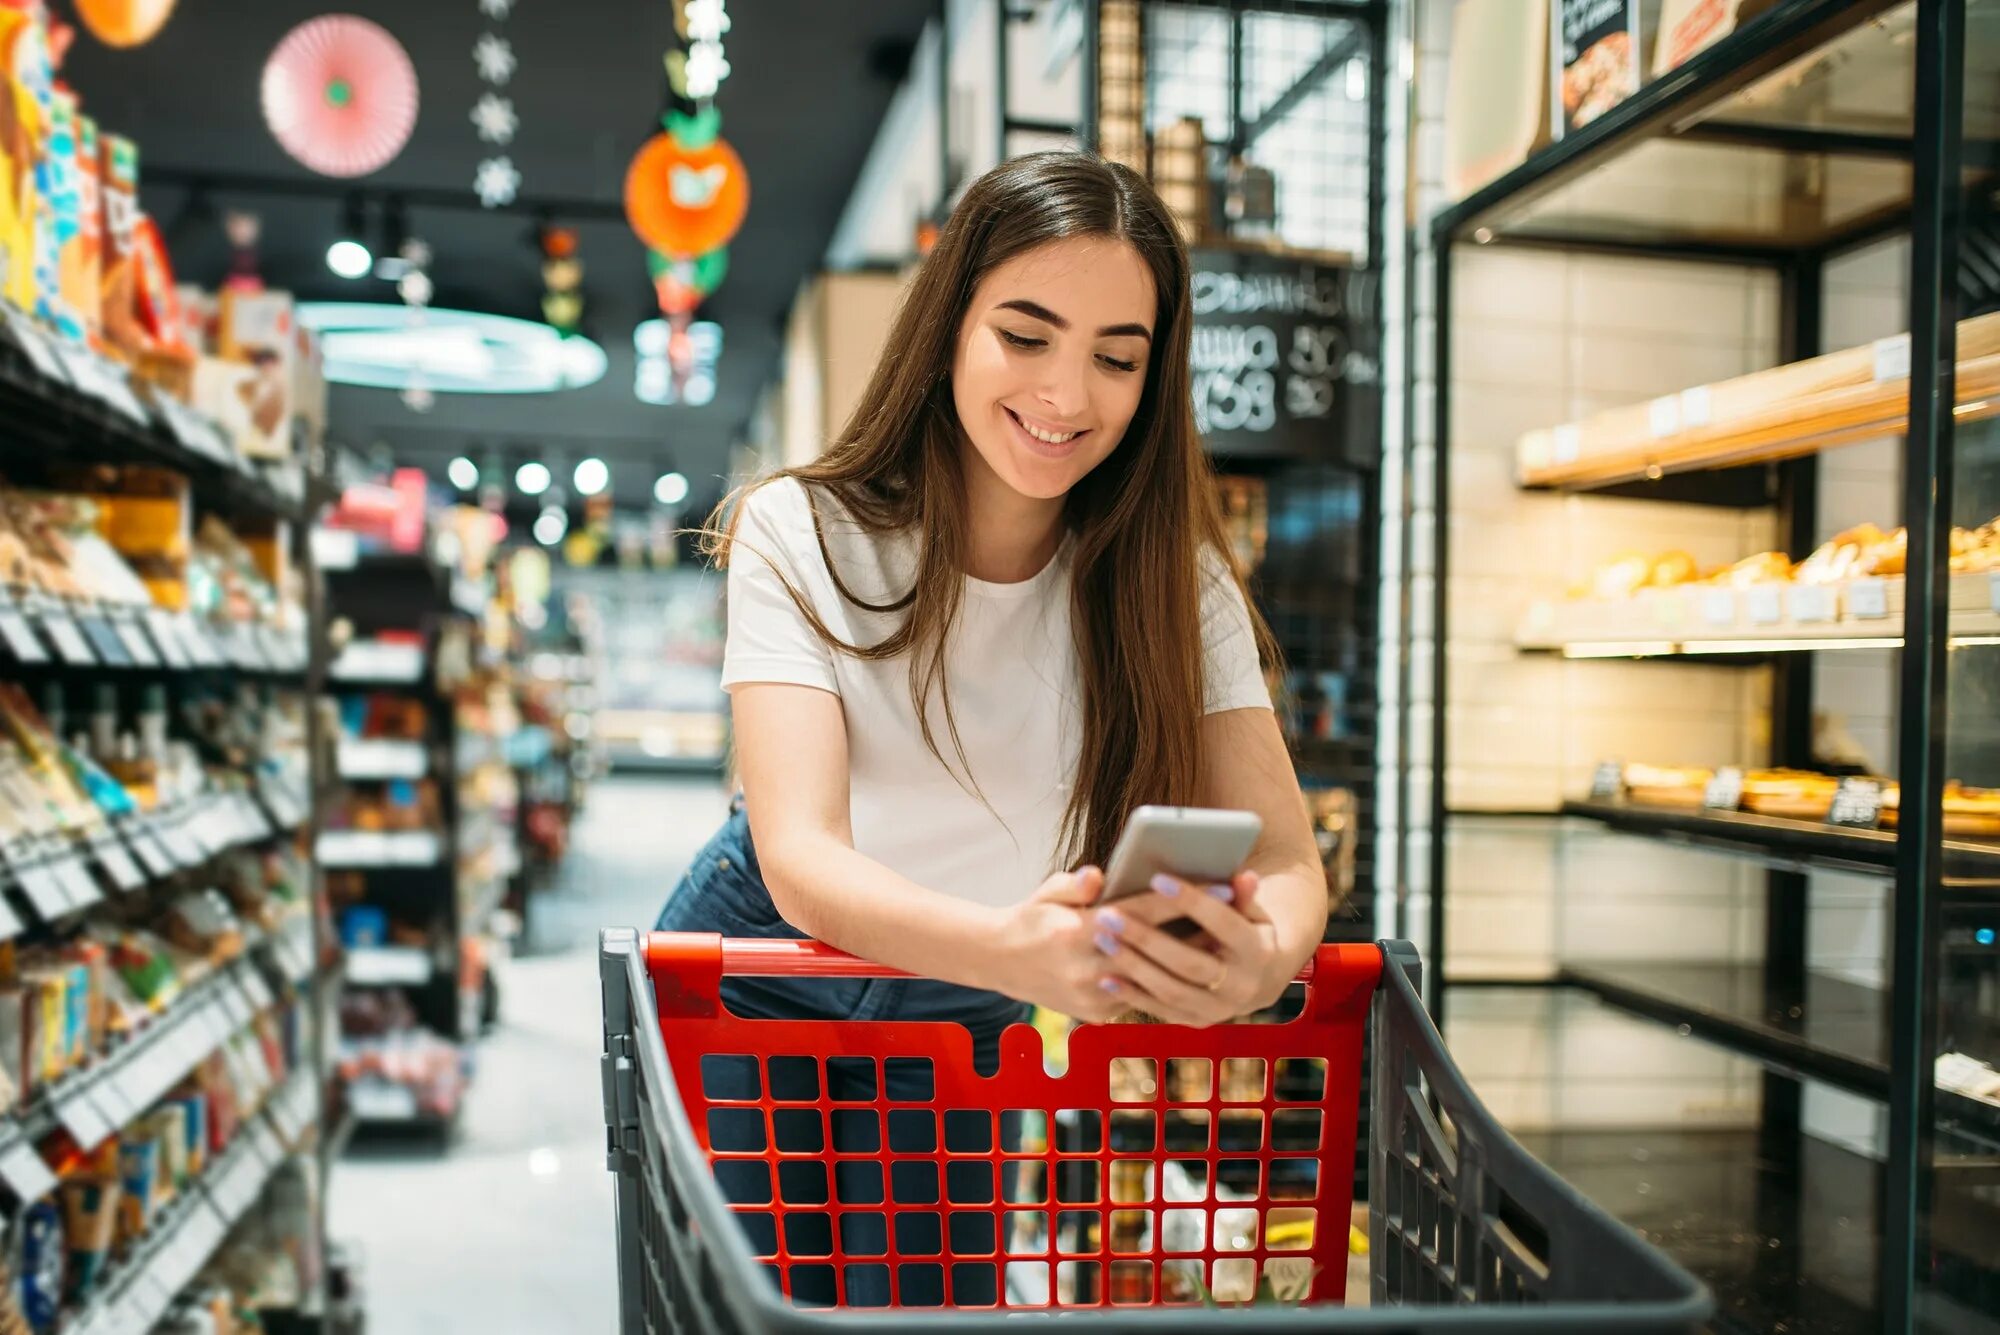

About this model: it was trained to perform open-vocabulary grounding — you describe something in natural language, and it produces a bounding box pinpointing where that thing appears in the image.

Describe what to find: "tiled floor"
[330,775,730,1335]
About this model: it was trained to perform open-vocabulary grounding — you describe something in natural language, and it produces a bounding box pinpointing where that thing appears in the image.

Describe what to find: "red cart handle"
[647,932,1333,982]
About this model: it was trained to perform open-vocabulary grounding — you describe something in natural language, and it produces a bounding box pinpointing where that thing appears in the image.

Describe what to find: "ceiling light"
[654,471,689,506]
[327,195,373,278]
[327,239,372,279]
[516,461,551,495]
[533,506,568,546]
[573,457,609,496]
[296,303,609,394]
[448,456,479,490]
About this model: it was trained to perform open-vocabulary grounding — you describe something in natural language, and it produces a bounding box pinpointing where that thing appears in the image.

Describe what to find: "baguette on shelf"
[1519,519,2000,653]
[1606,762,2000,835]
[1517,311,2000,489]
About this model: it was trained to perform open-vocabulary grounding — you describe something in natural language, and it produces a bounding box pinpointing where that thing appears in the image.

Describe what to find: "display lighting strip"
[1561,635,2000,658]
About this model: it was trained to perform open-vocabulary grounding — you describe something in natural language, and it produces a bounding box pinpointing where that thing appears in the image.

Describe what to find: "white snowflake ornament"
[478,0,514,18]
[471,92,517,145]
[684,0,729,42]
[402,383,435,413]
[400,238,433,270]
[684,43,730,99]
[474,155,521,208]
[473,33,516,84]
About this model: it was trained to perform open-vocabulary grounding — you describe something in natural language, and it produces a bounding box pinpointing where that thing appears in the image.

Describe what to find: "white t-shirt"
[721,478,1271,908]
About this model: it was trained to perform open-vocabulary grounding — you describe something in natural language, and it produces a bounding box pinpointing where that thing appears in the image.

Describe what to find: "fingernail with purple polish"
[1150,873,1181,897]
[1206,883,1235,903]
[1094,930,1120,956]
[1099,976,1120,994]
[1096,908,1126,933]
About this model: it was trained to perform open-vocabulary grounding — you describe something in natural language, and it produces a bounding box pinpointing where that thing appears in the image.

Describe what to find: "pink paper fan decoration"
[261,16,419,178]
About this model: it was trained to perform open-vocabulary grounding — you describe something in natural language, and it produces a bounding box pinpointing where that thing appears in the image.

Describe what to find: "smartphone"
[1099,805,1263,909]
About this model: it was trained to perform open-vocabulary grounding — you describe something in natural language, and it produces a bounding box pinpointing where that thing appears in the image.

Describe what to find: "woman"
[656,151,1329,1307]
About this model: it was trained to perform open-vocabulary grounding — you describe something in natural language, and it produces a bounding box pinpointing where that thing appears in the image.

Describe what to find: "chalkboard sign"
[1555,0,1641,135]
[1188,249,1379,464]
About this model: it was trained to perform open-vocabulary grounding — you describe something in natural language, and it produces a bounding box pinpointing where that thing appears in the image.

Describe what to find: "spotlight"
[654,471,689,506]
[573,457,609,496]
[326,195,372,279]
[533,506,568,545]
[447,456,479,491]
[515,461,551,496]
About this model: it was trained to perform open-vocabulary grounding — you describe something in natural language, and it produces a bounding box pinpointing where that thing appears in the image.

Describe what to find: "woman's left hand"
[1089,871,1292,1026]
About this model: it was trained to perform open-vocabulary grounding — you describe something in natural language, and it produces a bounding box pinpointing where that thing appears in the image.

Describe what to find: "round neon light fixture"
[296,302,608,394]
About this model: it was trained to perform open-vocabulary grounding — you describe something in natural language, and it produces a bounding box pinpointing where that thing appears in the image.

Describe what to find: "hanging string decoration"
[260,16,419,178]
[622,114,747,260]
[75,0,177,48]
[541,226,585,334]
[397,237,435,412]
[471,9,518,207]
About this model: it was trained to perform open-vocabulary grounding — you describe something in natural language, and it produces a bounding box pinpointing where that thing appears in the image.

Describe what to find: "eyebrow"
[997,299,1152,342]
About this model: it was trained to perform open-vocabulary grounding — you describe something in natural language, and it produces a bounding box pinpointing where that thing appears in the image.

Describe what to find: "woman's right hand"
[992,866,1131,1022]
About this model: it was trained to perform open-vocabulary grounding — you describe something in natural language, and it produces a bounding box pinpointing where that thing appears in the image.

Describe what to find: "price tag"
[54,855,100,909]
[1551,424,1581,466]
[0,1139,56,1203]
[1,305,68,383]
[97,841,144,891]
[0,897,20,941]
[17,861,74,918]
[1788,584,1837,624]
[40,611,96,665]
[113,617,161,666]
[1679,385,1713,429]
[129,829,177,878]
[1745,586,1783,626]
[1848,577,1890,620]
[0,608,47,662]
[142,609,191,668]
[1697,587,1737,629]
[1828,777,1884,829]
[1873,333,1912,382]
[78,614,131,666]
[160,821,204,867]
[349,1082,419,1122]
[1589,760,1624,800]
[1647,395,1681,438]
[53,1083,115,1149]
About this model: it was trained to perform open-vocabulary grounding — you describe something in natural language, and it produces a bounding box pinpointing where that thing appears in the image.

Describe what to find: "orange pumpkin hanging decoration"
[76,0,177,48]
[623,131,748,260]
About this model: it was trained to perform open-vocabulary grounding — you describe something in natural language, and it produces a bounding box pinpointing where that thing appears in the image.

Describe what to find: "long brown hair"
[710,151,1278,868]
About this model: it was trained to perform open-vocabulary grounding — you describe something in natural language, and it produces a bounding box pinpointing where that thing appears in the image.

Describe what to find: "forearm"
[1250,852,1330,977]
[759,829,1012,992]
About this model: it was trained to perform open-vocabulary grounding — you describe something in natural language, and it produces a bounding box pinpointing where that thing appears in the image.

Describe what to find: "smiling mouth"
[1006,407,1087,446]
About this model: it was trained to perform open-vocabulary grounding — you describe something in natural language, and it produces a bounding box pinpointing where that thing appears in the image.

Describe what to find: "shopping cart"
[600,929,1712,1332]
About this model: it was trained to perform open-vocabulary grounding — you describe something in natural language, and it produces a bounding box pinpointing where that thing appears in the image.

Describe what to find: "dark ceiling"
[60,0,929,504]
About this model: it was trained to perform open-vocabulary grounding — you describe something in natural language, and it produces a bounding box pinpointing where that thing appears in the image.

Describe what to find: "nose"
[1033,352,1091,422]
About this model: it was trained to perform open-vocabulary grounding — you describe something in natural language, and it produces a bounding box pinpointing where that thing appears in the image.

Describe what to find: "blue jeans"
[655,807,1030,1308]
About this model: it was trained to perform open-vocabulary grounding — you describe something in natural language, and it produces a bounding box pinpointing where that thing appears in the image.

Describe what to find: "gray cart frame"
[600,929,1712,1332]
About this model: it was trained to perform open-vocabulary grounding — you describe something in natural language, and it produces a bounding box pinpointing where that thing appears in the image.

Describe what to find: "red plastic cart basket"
[600,930,1711,1332]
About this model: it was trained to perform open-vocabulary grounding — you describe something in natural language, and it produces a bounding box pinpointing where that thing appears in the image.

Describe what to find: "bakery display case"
[1417,1,2000,1330]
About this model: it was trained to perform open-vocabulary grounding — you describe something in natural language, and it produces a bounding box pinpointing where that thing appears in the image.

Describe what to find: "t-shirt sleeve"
[1199,547,1272,714]
[720,482,840,695]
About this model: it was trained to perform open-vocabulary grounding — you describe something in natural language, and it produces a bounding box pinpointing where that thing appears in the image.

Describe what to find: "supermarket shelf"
[0,592,307,677]
[1558,960,1891,1098]
[1561,798,2000,881]
[1516,317,2000,493]
[1520,572,2000,658]
[0,928,284,1194]
[1,784,308,932]
[328,639,427,686]
[335,738,429,781]
[64,1067,317,1335]
[315,829,444,869]
[0,302,312,526]
[344,944,436,987]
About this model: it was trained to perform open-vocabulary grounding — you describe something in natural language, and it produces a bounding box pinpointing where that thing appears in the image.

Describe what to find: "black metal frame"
[1415,0,1986,1328]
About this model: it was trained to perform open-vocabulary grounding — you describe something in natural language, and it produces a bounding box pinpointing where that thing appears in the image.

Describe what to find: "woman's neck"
[961,453,1066,584]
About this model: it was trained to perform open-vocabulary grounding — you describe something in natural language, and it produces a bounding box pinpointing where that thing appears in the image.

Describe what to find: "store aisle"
[332,775,730,1335]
